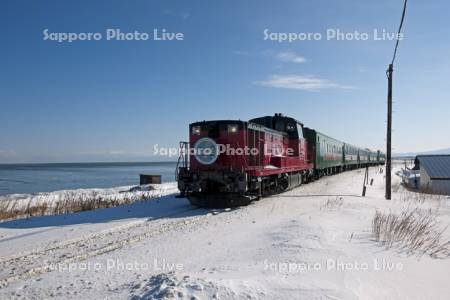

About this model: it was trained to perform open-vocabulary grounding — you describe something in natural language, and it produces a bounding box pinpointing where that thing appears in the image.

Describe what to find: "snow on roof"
[415,155,450,179]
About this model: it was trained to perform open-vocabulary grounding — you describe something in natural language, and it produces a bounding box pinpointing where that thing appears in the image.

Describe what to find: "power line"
[391,0,408,65]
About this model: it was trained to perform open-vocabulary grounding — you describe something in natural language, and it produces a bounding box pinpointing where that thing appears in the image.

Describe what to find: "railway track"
[0,205,207,288]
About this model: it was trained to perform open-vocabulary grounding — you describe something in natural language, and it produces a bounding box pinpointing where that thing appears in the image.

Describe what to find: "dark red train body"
[177,114,314,207]
[177,113,383,207]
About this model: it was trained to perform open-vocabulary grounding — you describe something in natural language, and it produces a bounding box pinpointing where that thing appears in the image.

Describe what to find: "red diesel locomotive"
[177,113,383,207]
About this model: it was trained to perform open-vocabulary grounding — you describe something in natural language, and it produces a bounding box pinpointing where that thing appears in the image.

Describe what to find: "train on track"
[177,113,385,208]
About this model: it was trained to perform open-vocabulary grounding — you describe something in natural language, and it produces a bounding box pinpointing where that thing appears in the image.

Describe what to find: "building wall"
[420,168,450,195]
[430,180,450,195]
[420,168,431,189]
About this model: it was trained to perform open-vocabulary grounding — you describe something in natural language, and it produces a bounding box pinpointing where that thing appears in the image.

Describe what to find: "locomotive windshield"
[275,120,285,132]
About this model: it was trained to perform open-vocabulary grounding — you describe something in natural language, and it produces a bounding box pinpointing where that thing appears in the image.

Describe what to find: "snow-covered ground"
[0,183,178,220]
[0,166,449,299]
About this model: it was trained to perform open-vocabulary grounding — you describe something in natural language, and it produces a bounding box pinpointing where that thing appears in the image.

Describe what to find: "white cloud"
[162,10,190,20]
[77,150,144,156]
[180,12,190,20]
[0,149,17,156]
[0,149,18,162]
[275,51,307,64]
[233,50,249,56]
[357,66,368,73]
[255,75,354,92]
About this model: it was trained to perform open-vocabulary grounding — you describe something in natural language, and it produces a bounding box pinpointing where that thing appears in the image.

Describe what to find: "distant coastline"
[0,161,178,196]
[0,160,177,167]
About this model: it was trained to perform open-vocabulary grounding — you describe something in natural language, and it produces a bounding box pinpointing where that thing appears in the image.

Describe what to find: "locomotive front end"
[177,120,253,207]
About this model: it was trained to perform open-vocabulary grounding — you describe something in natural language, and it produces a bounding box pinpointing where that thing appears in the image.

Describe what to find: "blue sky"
[1,0,449,163]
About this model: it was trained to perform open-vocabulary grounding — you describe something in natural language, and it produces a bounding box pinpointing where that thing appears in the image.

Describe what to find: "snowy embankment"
[0,165,450,299]
[0,183,178,221]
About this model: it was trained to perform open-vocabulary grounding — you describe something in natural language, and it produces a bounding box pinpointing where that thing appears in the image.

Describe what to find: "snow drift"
[0,182,178,221]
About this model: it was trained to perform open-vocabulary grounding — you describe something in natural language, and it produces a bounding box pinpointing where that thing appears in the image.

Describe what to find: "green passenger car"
[358,148,370,165]
[343,143,359,169]
[368,150,378,165]
[377,150,386,165]
[304,127,344,174]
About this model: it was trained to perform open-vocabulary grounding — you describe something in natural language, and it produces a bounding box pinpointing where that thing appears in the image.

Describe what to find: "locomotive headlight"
[192,126,201,135]
[228,124,238,133]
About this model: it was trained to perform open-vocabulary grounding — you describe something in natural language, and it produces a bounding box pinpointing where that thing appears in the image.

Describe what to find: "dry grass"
[0,200,49,220]
[391,180,446,206]
[398,189,445,207]
[372,207,450,258]
[0,188,156,221]
[393,172,447,204]
[321,196,344,210]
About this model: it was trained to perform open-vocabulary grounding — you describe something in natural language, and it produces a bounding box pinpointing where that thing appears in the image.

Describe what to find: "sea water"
[0,162,177,196]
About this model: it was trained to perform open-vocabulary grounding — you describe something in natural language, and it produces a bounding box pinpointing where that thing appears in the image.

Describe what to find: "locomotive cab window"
[275,120,285,132]
[286,123,299,139]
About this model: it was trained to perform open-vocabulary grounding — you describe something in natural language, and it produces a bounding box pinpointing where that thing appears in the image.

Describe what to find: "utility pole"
[385,64,393,200]
[385,0,407,200]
